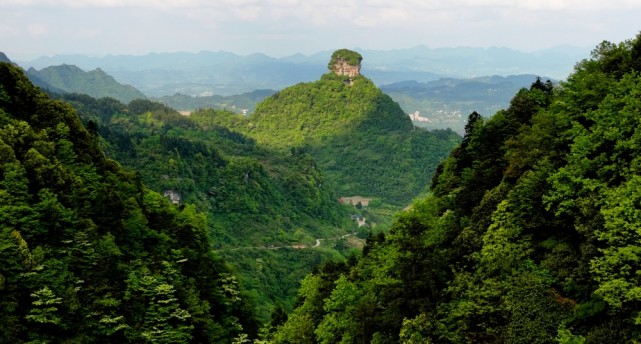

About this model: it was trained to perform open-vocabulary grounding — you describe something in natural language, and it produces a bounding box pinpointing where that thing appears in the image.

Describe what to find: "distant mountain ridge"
[383,74,549,94]
[19,45,589,96]
[155,89,276,113]
[25,64,146,103]
[382,74,553,133]
[18,52,560,135]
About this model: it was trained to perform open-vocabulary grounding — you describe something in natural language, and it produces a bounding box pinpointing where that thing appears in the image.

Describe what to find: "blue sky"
[2,0,640,60]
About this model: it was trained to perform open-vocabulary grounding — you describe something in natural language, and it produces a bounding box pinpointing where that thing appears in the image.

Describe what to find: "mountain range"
[382,74,552,133]
[15,54,555,134]
[18,45,588,97]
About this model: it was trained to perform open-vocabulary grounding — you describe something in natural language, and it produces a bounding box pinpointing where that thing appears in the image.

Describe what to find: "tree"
[25,286,63,342]
[124,266,194,343]
[315,275,363,344]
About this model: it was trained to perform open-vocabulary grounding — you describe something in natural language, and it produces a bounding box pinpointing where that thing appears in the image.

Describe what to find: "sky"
[2,0,641,60]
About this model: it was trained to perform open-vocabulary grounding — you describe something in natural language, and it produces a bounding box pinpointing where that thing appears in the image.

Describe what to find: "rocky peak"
[328,49,362,80]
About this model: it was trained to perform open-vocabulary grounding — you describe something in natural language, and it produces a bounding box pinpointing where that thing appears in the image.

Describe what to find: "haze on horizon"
[1,0,640,60]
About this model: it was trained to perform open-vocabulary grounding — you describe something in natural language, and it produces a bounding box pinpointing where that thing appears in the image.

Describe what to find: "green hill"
[26,64,146,103]
[0,62,256,342]
[200,49,461,206]
[273,33,641,343]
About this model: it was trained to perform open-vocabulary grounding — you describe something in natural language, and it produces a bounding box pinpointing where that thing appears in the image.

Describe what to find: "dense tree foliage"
[54,90,357,321]
[0,62,258,342]
[328,49,363,68]
[274,33,641,343]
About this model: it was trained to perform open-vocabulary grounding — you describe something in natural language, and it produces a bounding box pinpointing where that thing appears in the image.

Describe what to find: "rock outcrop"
[332,59,361,78]
[328,49,362,81]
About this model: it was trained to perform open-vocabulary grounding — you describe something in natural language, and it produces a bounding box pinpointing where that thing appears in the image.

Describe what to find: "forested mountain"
[201,50,461,206]
[0,62,257,342]
[26,64,146,103]
[55,92,357,321]
[153,74,549,132]
[272,33,641,343]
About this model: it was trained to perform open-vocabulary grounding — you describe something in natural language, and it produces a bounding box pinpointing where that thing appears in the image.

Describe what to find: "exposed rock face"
[328,49,363,81]
[163,190,182,205]
[332,59,361,78]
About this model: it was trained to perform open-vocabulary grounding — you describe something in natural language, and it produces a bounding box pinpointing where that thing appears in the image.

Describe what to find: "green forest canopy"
[0,62,258,342]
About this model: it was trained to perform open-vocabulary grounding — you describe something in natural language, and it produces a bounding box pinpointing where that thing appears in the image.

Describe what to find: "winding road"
[217,232,356,252]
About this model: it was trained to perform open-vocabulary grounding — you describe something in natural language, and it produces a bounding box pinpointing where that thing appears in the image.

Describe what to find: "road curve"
[215,232,356,252]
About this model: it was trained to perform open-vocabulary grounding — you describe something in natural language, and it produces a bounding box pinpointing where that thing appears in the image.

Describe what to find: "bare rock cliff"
[328,49,363,85]
[332,59,361,78]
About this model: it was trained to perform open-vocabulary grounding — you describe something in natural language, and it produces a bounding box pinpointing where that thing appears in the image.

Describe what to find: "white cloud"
[0,25,20,37]
[2,0,640,58]
[442,0,641,10]
[228,5,262,21]
[6,0,639,10]
[4,0,641,26]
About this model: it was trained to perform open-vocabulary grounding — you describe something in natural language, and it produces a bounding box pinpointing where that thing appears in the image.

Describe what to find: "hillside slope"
[272,33,641,343]
[0,62,256,342]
